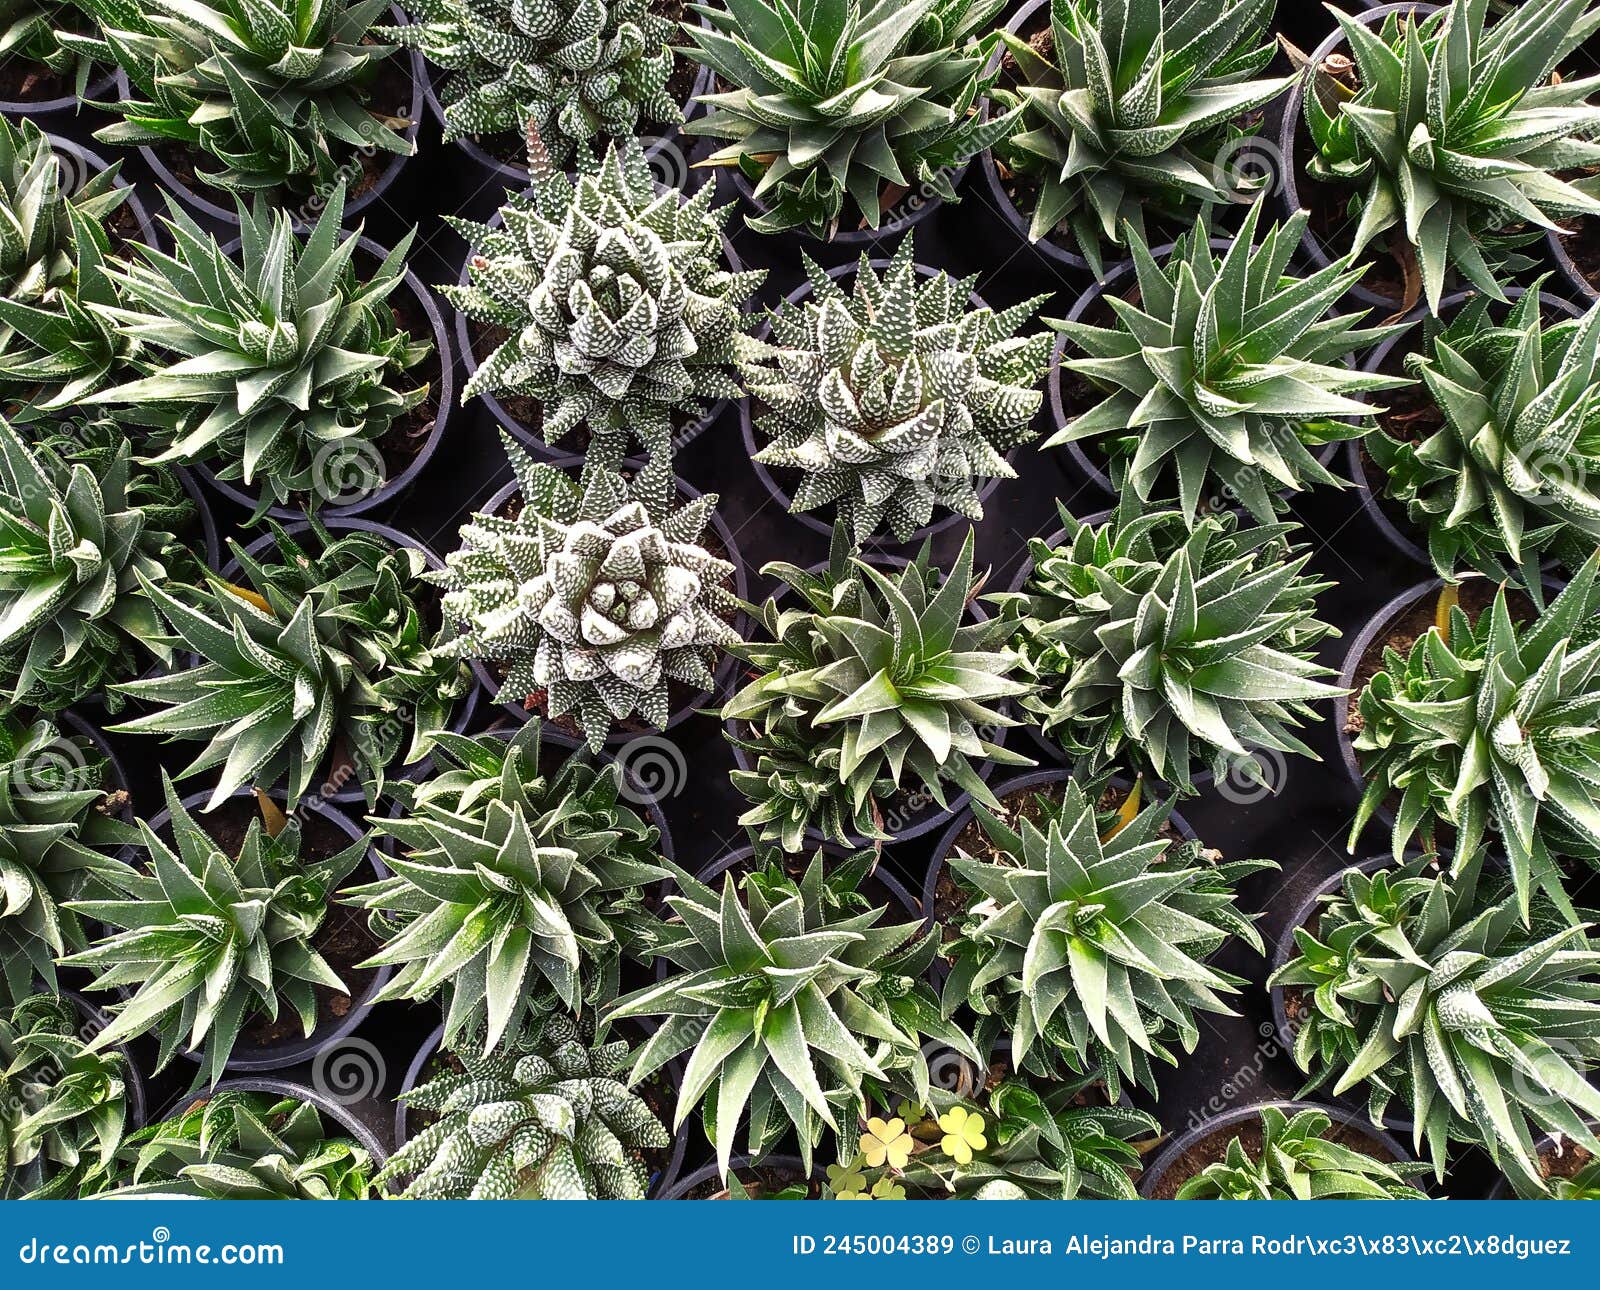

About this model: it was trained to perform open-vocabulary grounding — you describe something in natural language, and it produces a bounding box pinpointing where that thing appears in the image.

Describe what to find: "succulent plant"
[96,1088,374,1198]
[111,520,470,808]
[1,994,133,1199]
[0,120,135,410]
[1269,853,1600,1197]
[64,0,414,199]
[447,136,760,459]
[0,418,195,713]
[1370,283,1600,587]
[741,239,1051,544]
[683,0,1018,239]
[382,0,679,161]
[87,187,431,518]
[1046,202,1406,525]
[344,719,668,1052]
[993,0,1290,275]
[1350,557,1600,920]
[0,0,101,100]
[1546,1151,1600,1198]
[1302,0,1600,315]
[380,1012,669,1199]
[61,774,369,1089]
[0,711,135,1004]
[437,441,741,751]
[725,526,1033,852]
[1174,1105,1428,1199]
[604,849,979,1176]
[1001,500,1342,795]
[939,777,1272,1096]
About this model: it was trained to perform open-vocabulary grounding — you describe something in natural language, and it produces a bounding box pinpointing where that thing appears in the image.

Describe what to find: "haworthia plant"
[436,440,741,751]
[380,1013,669,1199]
[1302,0,1600,314]
[345,720,668,1052]
[383,0,679,161]
[683,0,1018,239]
[1046,201,1405,525]
[741,238,1051,544]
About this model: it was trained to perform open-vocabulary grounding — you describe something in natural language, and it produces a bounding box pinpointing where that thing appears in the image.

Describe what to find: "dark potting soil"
[371,268,442,486]
[0,57,95,104]
[465,317,563,447]
[1147,1114,1397,1200]
[686,1162,819,1200]
[483,481,735,738]
[1557,211,1600,296]
[1537,1139,1594,1186]
[151,795,377,1051]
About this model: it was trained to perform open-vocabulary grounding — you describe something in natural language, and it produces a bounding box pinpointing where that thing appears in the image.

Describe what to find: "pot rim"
[153,1075,389,1169]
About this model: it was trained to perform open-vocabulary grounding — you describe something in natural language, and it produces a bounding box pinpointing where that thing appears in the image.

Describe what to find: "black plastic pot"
[1136,1097,1415,1198]
[724,552,1011,848]
[116,786,395,1076]
[1348,286,1585,569]
[452,189,747,460]
[1550,225,1600,306]
[1265,855,1426,1135]
[49,135,158,255]
[56,710,135,825]
[921,768,1198,944]
[739,258,1005,549]
[688,842,921,918]
[0,67,115,125]
[120,10,424,232]
[195,235,452,521]
[153,1075,388,1169]
[64,990,148,1134]
[222,516,481,806]
[658,1153,818,1199]
[390,1023,691,1198]
[464,460,750,746]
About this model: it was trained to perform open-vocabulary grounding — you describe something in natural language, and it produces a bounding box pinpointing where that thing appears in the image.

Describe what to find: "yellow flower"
[861,1116,913,1169]
[938,1106,987,1164]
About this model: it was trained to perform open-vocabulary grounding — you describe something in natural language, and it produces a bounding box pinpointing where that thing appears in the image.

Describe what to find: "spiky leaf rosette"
[1371,283,1600,587]
[0,123,135,411]
[0,0,101,99]
[345,720,668,1051]
[62,0,412,198]
[683,0,1019,240]
[1350,557,1600,921]
[94,1089,374,1198]
[437,442,741,751]
[724,525,1033,852]
[86,187,430,519]
[605,849,979,1177]
[1,994,132,1199]
[111,521,470,807]
[0,712,135,1004]
[1000,500,1342,795]
[379,1011,668,1199]
[1173,1105,1428,1199]
[1303,1,1600,315]
[993,0,1290,276]
[62,775,368,1090]
[741,238,1051,544]
[0,418,192,713]
[1269,854,1600,1197]
[382,0,679,161]
[0,117,128,335]
[1046,202,1406,525]
[939,778,1272,1097]
[446,138,760,457]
